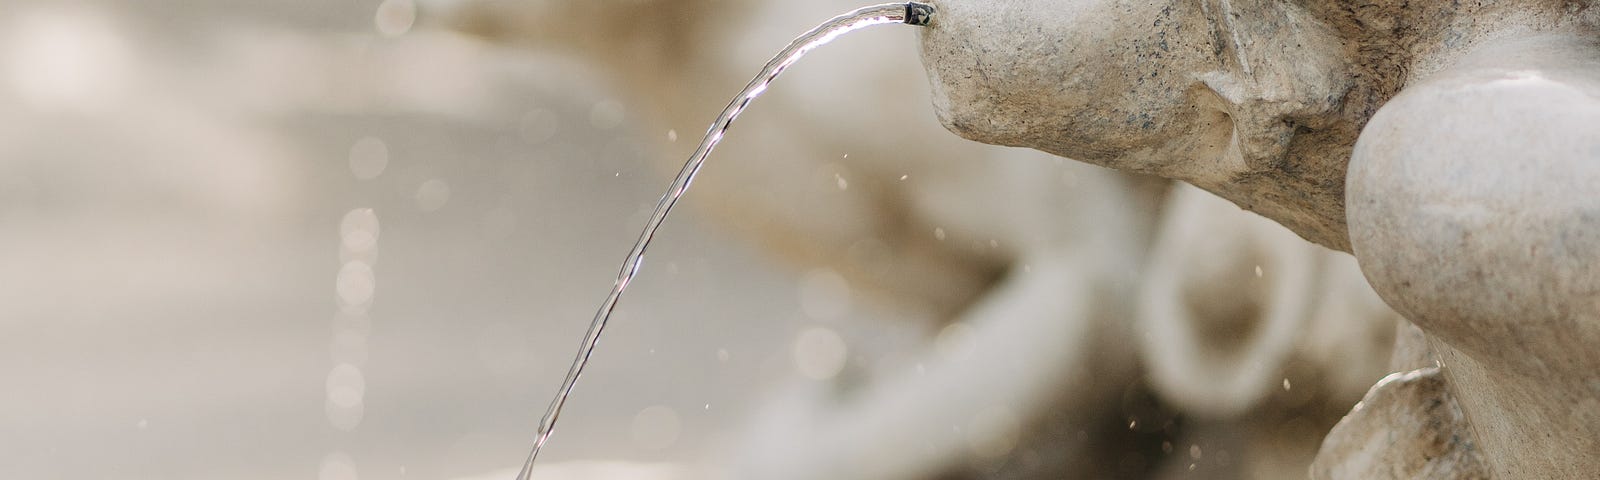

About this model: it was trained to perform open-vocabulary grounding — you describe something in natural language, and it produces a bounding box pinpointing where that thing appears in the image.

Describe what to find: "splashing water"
[513,3,936,479]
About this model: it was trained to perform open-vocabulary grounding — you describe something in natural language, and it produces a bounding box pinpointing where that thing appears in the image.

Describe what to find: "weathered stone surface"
[433,0,1600,477]
[918,0,1597,252]
[430,1,1409,478]
[1310,367,1490,480]
[427,2,1166,478]
[917,0,1364,251]
[1347,31,1600,478]
[918,0,1600,478]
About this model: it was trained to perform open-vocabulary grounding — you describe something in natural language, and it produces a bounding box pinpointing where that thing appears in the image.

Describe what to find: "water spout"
[513,4,935,479]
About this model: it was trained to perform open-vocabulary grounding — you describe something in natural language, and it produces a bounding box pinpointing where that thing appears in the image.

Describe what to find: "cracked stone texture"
[918,0,1600,478]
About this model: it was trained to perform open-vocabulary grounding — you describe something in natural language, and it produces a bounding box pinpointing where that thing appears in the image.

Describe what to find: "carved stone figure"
[919,0,1600,477]
[429,1,1408,478]
[427,1,1172,477]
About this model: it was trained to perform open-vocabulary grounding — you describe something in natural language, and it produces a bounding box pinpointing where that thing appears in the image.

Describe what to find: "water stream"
[513,3,936,479]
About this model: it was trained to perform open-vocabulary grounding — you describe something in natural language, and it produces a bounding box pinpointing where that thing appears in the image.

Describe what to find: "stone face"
[917,0,1363,251]
[918,0,1598,252]
[433,1,1413,478]
[918,0,1600,478]
[429,0,1600,477]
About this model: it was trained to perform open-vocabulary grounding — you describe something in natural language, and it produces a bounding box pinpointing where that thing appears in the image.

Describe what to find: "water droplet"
[340,208,381,252]
[715,349,730,362]
[325,364,366,431]
[666,129,678,142]
[1254,265,1264,277]
[630,406,681,450]
[510,5,934,472]
[415,179,451,212]
[793,327,847,380]
[324,404,364,435]
[899,174,909,181]
[319,452,359,480]
[1283,378,1292,391]
[934,227,947,241]
[835,174,848,190]
[336,261,376,312]
[798,269,851,321]
[374,0,416,37]
[1190,444,1203,459]
[325,364,365,408]
[348,138,389,180]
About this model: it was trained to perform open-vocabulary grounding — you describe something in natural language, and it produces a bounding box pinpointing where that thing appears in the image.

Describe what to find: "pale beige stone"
[919,0,1600,478]
[1310,368,1490,480]
[426,2,1164,478]
[421,0,1600,478]
[1348,31,1600,479]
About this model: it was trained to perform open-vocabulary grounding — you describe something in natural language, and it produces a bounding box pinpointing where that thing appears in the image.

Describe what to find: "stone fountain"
[917,0,1600,477]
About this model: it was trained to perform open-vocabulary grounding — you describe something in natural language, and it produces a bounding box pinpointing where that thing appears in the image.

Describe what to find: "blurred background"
[0,1,1399,479]
[0,0,909,478]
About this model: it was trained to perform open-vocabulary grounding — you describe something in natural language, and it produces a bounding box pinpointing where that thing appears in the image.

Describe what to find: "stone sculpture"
[919,0,1600,477]
[1311,323,1491,479]
[429,1,1414,478]
[428,3,1163,477]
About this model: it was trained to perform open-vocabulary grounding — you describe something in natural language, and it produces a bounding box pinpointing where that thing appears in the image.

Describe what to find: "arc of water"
[513,3,935,479]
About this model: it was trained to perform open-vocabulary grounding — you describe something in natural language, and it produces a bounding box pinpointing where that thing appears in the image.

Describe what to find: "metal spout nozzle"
[905,2,935,26]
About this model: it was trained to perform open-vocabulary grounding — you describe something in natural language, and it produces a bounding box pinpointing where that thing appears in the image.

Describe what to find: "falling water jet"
[512,3,936,479]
